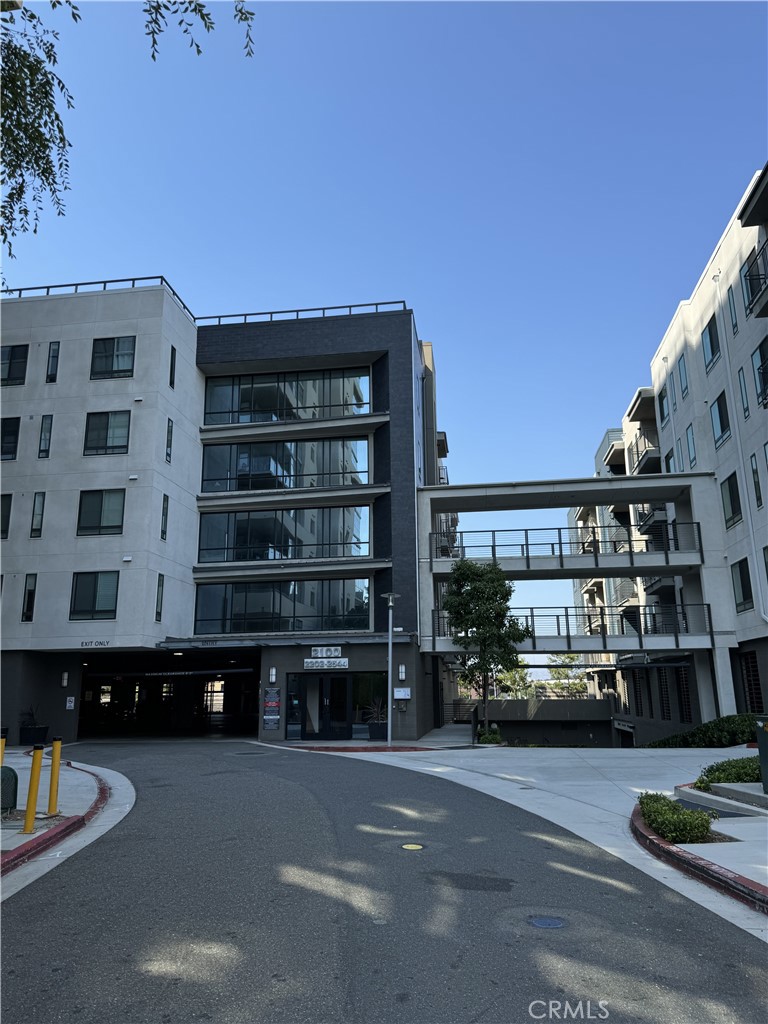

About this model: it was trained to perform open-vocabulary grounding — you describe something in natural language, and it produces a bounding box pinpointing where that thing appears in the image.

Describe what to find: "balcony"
[757,359,768,408]
[744,238,768,318]
[626,428,660,474]
[634,503,667,532]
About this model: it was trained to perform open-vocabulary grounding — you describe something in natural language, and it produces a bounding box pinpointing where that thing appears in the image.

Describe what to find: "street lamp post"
[382,592,400,747]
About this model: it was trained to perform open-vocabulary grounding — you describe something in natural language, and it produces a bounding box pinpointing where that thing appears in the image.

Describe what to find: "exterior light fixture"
[269,667,277,683]
[398,664,406,682]
[61,672,69,688]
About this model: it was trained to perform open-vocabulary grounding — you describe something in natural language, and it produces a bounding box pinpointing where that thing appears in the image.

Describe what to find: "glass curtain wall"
[202,438,368,492]
[204,369,370,424]
[195,578,369,633]
[198,506,369,562]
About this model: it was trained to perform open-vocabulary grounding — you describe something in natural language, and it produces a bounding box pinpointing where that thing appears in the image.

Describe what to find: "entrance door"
[301,675,352,740]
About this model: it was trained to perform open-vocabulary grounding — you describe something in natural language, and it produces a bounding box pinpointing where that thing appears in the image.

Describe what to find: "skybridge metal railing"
[433,604,713,650]
[430,523,702,568]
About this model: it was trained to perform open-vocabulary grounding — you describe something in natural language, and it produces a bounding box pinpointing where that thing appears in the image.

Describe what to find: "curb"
[630,805,768,916]
[0,759,111,877]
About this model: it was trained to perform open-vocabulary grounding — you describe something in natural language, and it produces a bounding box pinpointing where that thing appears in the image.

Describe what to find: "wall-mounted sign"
[311,646,342,658]
[393,688,411,700]
[304,658,349,670]
[613,720,635,732]
[65,697,75,710]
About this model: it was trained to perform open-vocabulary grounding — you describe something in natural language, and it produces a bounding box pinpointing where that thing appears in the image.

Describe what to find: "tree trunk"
[482,673,489,733]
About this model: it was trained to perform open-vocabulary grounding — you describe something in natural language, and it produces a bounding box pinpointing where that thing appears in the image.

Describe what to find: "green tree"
[545,653,588,694]
[442,558,532,733]
[1,1,255,258]
[495,663,536,699]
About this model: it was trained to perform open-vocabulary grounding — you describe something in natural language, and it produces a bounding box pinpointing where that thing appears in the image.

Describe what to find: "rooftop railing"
[2,277,406,328]
[1,275,196,322]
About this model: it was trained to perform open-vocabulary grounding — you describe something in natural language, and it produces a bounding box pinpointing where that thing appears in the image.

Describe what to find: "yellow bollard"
[21,745,44,834]
[47,737,62,815]
[0,736,5,766]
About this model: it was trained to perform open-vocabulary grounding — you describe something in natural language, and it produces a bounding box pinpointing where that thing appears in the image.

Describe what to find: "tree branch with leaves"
[1,1,255,258]
[442,558,532,735]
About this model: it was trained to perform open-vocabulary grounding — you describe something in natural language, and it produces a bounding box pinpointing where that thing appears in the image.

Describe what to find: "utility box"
[1,766,19,813]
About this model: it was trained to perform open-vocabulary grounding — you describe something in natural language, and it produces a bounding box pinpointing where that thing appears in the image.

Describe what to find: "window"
[70,571,119,620]
[752,338,768,406]
[658,386,670,425]
[710,391,730,448]
[1,344,28,386]
[751,454,763,509]
[738,368,750,419]
[727,286,738,335]
[669,371,677,411]
[38,414,52,458]
[202,437,369,492]
[90,336,135,379]
[677,353,688,398]
[701,315,720,371]
[720,473,742,529]
[675,438,683,474]
[664,448,675,473]
[1,418,20,460]
[30,492,45,538]
[46,341,60,383]
[1,494,11,539]
[685,424,696,468]
[740,652,764,714]
[169,346,176,389]
[155,573,164,622]
[83,411,130,455]
[22,574,37,622]
[77,489,125,535]
[741,248,758,315]
[161,493,169,540]
[204,368,371,425]
[731,558,754,613]
[165,419,173,463]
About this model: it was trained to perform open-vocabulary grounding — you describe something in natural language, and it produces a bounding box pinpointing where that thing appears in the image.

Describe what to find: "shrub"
[693,755,761,792]
[645,714,758,749]
[477,730,502,744]
[638,791,717,844]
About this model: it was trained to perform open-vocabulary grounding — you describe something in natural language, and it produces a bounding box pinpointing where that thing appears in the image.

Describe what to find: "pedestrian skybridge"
[429,523,703,581]
[430,604,714,656]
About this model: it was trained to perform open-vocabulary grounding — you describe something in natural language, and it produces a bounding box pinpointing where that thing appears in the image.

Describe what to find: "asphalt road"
[2,740,766,1024]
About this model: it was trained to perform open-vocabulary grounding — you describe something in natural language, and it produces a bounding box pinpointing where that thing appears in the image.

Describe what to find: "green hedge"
[638,791,716,844]
[645,714,758,748]
[693,755,762,792]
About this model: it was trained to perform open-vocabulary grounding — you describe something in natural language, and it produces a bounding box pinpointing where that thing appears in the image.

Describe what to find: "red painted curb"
[630,805,768,915]
[0,758,111,876]
[295,745,438,753]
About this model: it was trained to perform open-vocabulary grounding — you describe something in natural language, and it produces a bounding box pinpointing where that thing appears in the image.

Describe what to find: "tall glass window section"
[202,437,368,492]
[194,578,370,634]
[205,369,370,425]
[199,506,370,562]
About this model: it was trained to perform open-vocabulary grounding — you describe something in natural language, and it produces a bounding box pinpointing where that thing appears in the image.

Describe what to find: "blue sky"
[5,1,767,615]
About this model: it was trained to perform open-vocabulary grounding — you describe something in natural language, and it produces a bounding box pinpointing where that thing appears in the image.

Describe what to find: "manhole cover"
[401,844,424,851]
[527,915,567,929]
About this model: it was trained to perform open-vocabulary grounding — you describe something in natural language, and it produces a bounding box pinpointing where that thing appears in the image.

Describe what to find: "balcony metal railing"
[1,275,196,322]
[626,429,660,473]
[196,300,407,326]
[438,465,450,485]
[433,604,712,650]
[430,523,702,567]
[745,238,768,315]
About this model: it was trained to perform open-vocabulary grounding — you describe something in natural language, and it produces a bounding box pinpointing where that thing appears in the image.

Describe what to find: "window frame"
[720,472,742,529]
[30,492,45,538]
[751,453,763,510]
[69,571,120,620]
[710,391,731,449]
[701,314,721,372]
[76,489,126,536]
[21,573,37,622]
[685,423,696,468]
[731,558,754,613]
[1,417,20,461]
[166,418,173,463]
[677,353,689,399]
[169,346,176,389]
[89,336,136,380]
[658,386,670,426]
[46,341,60,383]
[155,573,165,622]
[727,286,738,335]
[1,344,28,386]
[160,493,169,541]
[38,414,53,459]
[738,367,750,420]
[1,494,11,540]
[83,411,131,456]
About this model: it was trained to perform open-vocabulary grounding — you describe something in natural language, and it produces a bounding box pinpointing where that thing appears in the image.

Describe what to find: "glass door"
[301,675,352,740]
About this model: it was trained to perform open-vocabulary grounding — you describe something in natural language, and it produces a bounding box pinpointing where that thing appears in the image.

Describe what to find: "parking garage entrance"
[78,653,260,737]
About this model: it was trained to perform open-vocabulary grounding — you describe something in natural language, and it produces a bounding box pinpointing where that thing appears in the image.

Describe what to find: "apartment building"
[1,281,449,744]
[571,167,768,741]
